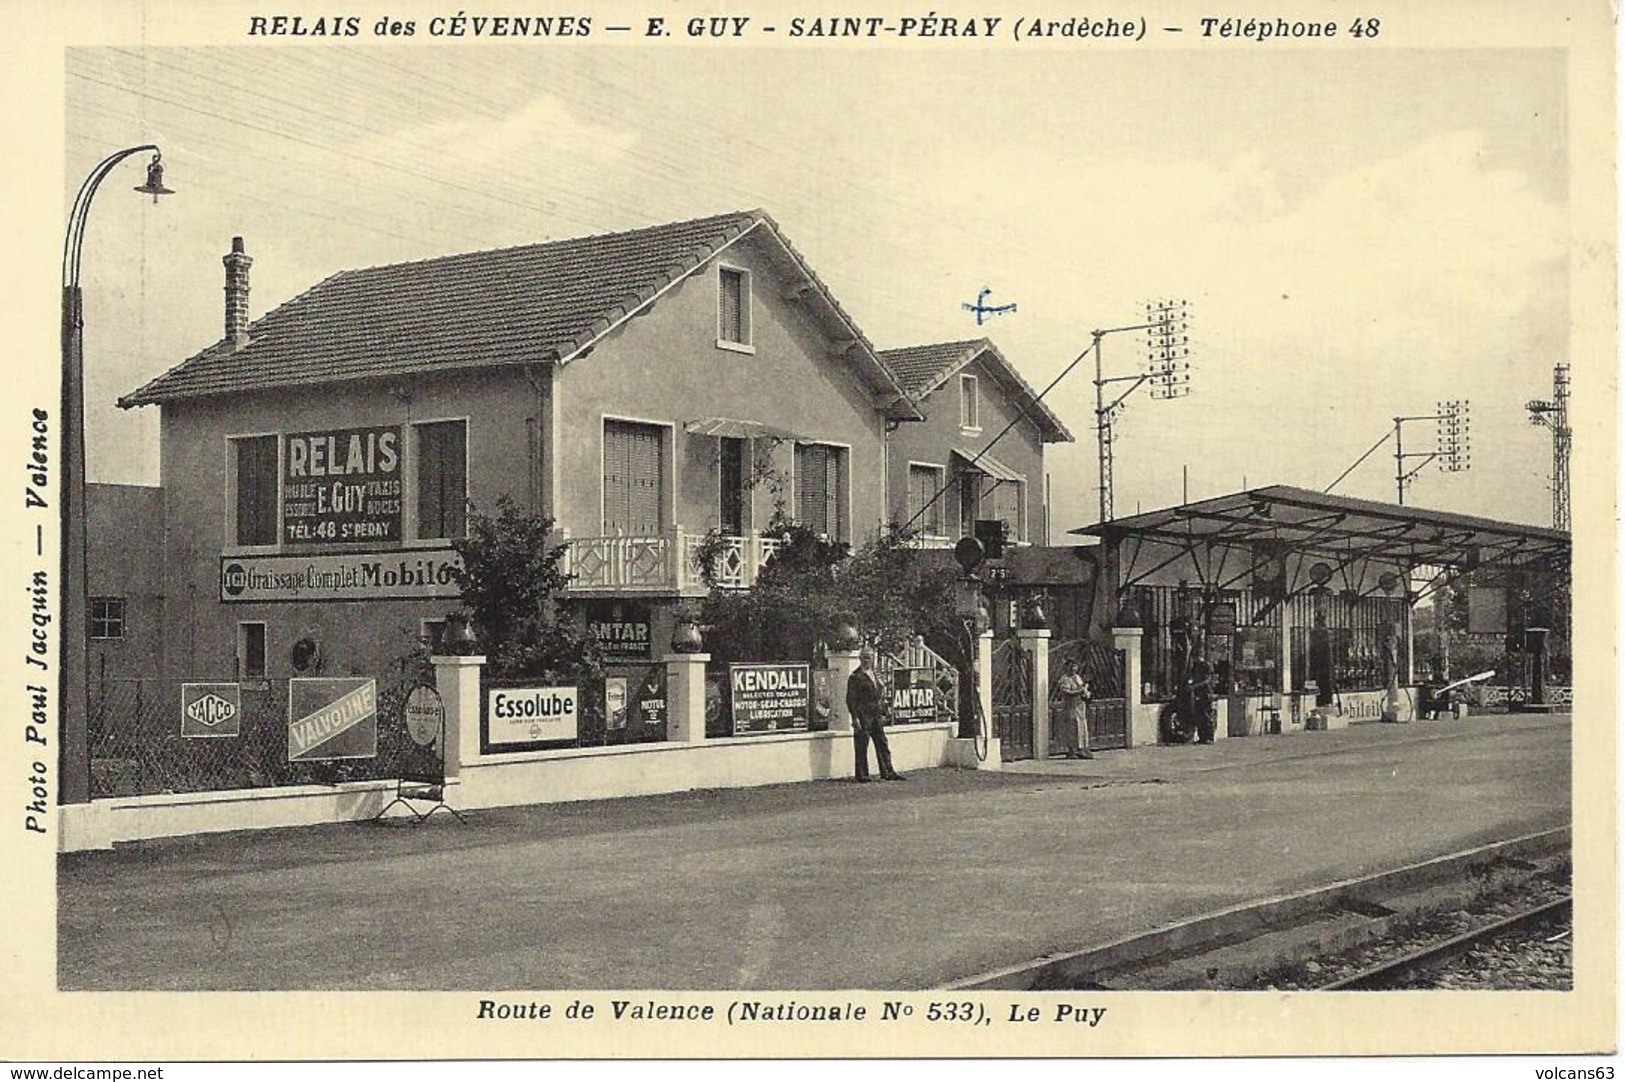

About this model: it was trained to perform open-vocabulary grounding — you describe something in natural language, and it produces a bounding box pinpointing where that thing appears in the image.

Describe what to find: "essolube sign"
[487,685,579,749]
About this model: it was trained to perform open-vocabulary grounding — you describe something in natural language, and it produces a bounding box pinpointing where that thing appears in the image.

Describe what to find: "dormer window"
[717,266,753,351]
[960,374,980,431]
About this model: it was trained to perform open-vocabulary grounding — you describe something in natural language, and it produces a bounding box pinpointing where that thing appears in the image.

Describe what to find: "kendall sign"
[730,663,811,735]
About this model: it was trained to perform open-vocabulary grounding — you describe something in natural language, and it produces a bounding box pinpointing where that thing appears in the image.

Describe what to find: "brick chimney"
[223,236,253,350]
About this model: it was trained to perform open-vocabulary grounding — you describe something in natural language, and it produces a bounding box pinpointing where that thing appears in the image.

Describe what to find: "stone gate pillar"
[1112,626,1147,745]
[431,653,486,779]
[1017,628,1051,759]
[664,652,710,743]
[827,648,860,734]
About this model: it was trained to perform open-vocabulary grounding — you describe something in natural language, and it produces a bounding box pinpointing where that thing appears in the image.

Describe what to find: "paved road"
[59,714,1571,990]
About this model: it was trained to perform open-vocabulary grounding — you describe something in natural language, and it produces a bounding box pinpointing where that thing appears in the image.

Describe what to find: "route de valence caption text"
[476,998,1109,1028]
[23,407,52,837]
[249,12,1383,43]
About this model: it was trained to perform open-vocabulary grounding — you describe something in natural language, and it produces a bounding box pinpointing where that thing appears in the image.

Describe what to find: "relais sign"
[283,425,403,544]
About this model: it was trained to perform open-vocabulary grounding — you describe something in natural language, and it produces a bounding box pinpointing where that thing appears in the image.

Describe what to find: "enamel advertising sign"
[288,678,378,762]
[730,663,811,735]
[219,549,462,603]
[485,684,579,752]
[181,683,242,739]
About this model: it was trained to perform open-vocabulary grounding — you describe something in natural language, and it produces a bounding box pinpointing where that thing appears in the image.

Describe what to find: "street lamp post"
[60,145,172,805]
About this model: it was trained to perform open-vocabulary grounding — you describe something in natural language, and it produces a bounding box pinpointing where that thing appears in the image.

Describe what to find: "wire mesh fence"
[88,668,436,798]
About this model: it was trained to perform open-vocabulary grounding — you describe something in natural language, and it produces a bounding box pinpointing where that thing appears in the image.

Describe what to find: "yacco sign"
[288,678,378,762]
[486,685,579,751]
[220,550,461,603]
[181,683,241,739]
[283,425,403,545]
[730,663,810,735]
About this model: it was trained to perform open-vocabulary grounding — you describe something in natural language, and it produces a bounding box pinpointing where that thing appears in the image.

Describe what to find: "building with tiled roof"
[118,210,924,694]
[878,338,1073,549]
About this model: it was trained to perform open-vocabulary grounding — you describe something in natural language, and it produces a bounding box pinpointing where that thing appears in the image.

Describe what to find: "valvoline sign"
[288,678,378,762]
[181,683,242,739]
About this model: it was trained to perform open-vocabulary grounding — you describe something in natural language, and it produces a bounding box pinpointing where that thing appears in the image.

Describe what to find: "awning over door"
[684,417,800,441]
[951,447,1025,485]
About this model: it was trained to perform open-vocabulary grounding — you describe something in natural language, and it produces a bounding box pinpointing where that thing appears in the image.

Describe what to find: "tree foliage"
[698,519,960,666]
[450,495,601,681]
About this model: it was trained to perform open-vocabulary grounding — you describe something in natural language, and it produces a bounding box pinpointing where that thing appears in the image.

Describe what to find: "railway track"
[944,828,1571,992]
[1315,895,1571,990]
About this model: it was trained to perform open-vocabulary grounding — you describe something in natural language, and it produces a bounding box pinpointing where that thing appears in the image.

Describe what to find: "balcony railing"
[564,528,783,594]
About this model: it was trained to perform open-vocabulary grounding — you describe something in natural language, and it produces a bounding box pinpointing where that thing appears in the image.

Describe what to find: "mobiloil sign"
[485,684,579,752]
[219,550,462,602]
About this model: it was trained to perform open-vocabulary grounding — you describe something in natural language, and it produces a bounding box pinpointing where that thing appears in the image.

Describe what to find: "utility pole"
[1093,299,1191,522]
[1393,400,1470,505]
[1527,362,1571,530]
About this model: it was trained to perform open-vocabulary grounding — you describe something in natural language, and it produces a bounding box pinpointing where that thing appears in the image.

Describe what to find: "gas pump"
[953,538,990,756]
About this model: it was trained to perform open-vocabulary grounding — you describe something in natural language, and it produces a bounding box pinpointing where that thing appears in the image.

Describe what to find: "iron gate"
[991,638,1033,760]
[1051,639,1129,751]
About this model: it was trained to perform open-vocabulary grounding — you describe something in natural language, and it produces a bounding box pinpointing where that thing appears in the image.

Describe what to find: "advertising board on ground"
[730,663,810,735]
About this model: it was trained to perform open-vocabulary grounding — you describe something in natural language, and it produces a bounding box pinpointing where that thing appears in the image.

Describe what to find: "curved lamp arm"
[63,143,160,289]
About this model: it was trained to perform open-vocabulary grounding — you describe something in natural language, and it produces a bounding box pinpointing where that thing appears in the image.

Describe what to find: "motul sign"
[181,683,242,739]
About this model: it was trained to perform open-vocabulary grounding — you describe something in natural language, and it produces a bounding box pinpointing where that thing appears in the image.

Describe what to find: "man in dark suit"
[847,645,904,782]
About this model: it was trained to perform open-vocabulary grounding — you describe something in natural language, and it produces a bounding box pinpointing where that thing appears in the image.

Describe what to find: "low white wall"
[63,723,961,851]
[456,723,957,810]
[64,778,402,852]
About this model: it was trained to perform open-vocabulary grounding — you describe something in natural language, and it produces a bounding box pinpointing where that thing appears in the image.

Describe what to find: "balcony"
[563,527,784,595]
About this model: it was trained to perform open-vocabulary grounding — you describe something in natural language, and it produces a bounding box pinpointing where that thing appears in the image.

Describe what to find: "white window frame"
[600,414,676,536]
[420,617,449,655]
[224,431,282,554]
[906,461,948,541]
[716,264,755,354]
[407,415,471,547]
[237,621,269,685]
[792,438,853,544]
[959,374,981,433]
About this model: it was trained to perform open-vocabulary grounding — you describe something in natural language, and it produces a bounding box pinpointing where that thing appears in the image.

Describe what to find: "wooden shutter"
[236,435,277,545]
[417,421,467,539]
[719,269,745,343]
[909,466,940,534]
[796,444,845,540]
[605,421,663,534]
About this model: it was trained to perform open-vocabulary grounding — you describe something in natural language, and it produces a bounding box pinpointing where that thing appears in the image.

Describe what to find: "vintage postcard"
[0,0,1614,1068]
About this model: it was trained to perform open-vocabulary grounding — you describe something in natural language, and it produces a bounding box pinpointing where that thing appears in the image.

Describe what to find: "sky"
[65,44,1570,531]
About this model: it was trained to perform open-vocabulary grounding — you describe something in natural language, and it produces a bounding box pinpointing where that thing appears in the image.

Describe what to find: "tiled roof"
[878,338,1074,443]
[123,209,916,411]
[879,340,987,397]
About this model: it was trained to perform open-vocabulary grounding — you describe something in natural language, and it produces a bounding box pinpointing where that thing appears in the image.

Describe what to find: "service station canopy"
[1071,485,1570,580]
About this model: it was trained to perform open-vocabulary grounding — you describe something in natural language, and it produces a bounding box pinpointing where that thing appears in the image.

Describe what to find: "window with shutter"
[795,443,847,540]
[908,465,944,536]
[604,420,665,534]
[718,267,751,346]
[992,480,1024,542]
[233,435,278,546]
[416,420,468,540]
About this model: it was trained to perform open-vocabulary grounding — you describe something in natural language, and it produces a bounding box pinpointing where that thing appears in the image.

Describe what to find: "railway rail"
[944,828,1571,992]
[1316,896,1571,990]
